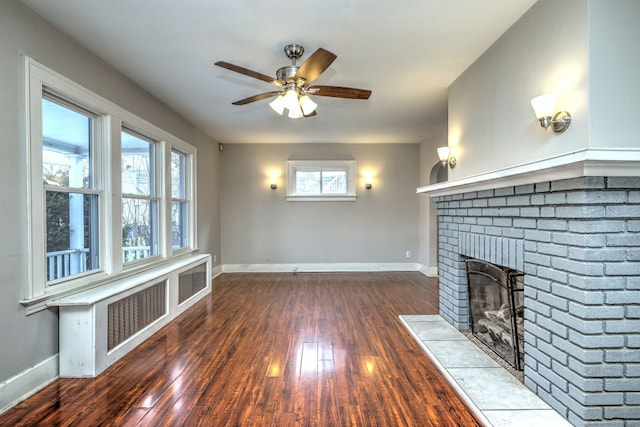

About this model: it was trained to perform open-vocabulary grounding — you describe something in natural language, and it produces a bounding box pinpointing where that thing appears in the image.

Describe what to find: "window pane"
[295,171,321,195]
[42,98,92,188]
[122,131,155,196]
[171,201,188,249]
[171,150,186,199]
[322,171,347,194]
[122,198,158,263]
[46,191,99,282]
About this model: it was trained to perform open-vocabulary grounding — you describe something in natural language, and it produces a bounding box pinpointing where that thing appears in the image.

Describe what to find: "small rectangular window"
[286,160,356,201]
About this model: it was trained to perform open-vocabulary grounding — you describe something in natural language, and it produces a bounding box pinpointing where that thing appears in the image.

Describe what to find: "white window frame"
[23,56,198,314]
[120,127,162,265]
[168,146,195,254]
[286,160,357,202]
[41,93,104,285]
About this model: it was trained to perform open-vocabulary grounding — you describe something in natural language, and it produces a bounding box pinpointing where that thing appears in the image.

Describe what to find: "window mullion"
[106,116,122,275]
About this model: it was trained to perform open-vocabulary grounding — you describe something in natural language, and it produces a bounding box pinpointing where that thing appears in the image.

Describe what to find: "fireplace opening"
[466,258,525,371]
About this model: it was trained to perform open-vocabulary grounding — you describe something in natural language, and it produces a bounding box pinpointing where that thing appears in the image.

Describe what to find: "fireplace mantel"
[417,148,640,197]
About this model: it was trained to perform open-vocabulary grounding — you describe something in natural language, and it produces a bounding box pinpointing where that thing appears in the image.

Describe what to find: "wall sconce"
[363,173,373,190]
[530,94,572,133]
[269,177,278,190]
[437,146,456,168]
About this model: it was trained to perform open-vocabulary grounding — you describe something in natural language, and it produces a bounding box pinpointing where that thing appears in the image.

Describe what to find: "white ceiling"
[22,0,537,144]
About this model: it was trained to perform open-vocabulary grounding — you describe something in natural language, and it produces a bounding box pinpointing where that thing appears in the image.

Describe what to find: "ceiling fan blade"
[215,61,275,84]
[307,85,371,100]
[303,110,317,118]
[293,48,337,85]
[231,91,281,105]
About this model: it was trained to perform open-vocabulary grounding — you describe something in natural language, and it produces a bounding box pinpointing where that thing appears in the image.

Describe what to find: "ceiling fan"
[215,44,371,119]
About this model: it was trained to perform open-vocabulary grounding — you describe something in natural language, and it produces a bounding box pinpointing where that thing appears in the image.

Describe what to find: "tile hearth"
[400,315,571,427]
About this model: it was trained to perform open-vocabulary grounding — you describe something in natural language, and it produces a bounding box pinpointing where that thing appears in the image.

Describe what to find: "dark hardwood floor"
[1,272,482,426]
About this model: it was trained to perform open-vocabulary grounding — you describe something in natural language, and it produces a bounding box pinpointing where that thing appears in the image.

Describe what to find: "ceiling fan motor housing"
[284,44,304,61]
[276,66,299,82]
[278,44,305,82]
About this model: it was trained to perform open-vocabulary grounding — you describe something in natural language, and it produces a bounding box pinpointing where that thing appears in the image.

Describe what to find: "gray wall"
[446,0,640,182]
[419,125,448,273]
[220,143,420,265]
[0,0,220,385]
[447,0,590,179]
[589,0,640,150]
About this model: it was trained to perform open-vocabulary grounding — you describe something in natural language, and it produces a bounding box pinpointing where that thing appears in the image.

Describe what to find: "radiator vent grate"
[178,262,207,304]
[107,281,166,351]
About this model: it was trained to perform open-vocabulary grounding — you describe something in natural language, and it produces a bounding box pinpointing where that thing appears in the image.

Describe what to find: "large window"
[25,57,197,312]
[42,96,100,282]
[121,129,159,263]
[286,160,356,201]
[171,150,190,251]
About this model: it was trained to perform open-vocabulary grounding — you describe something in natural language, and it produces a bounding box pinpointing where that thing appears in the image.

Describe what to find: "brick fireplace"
[430,176,639,427]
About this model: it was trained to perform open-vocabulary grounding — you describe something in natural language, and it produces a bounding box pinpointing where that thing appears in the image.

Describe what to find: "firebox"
[466,258,525,371]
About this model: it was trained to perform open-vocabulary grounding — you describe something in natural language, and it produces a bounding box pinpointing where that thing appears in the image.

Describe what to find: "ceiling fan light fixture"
[288,104,304,119]
[299,94,317,115]
[216,44,371,119]
[269,94,286,115]
[283,88,299,111]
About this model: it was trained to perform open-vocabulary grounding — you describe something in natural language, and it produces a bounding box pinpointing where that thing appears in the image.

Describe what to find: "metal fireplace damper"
[466,258,525,371]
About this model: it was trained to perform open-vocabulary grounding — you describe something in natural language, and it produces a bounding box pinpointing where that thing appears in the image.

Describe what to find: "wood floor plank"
[317,360,339,426]
[0,272,483,427]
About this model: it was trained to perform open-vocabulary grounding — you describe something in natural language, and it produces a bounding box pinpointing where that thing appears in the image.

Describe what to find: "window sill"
[21,251,201,315]
[286,195,357,202]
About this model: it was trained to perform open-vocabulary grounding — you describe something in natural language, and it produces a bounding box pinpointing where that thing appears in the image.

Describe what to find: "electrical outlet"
[406,251,411,258]
[213,254,217,263]
[293,266,298,272]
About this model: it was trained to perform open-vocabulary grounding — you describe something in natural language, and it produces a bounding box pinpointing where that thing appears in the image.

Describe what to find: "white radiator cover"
[51,254,211,377]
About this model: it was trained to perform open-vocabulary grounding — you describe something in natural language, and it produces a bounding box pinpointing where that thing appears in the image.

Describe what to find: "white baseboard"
[419,264,439,277]
[0,354,59,415]
[221,262,423,273]
[211,264,222,278]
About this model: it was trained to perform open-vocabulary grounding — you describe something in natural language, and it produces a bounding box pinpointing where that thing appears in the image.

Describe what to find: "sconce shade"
[530,94,557,119]
[269,95,286,115]
[436,146,456,168]
[299,95,317,116]
[531,94,572,133]
[437,146,450,162]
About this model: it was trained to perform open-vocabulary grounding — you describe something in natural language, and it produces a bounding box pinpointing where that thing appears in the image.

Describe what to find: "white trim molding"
[0,354,59,416]
[417,148,640,197]
[222,263,421,273]
[211,264,223,279]
[419,264,439,277]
